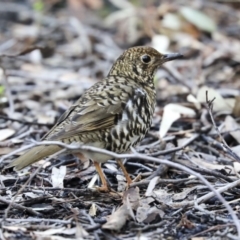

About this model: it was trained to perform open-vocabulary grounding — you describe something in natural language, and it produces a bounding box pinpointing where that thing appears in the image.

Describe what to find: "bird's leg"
[74,153,87,165]
[117,159,132,186]
[93,161,109,192]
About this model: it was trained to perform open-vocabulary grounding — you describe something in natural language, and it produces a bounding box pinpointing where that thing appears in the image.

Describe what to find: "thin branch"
[205,91,240,162]
[150,134,199,157]
[196,178,240,204]
[2,218,72,224]
[0,197,42,216]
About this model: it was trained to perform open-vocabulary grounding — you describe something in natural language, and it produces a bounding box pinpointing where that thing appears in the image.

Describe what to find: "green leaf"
[0,85,4,95]
[180,7,217,33]
[33,0,44,12]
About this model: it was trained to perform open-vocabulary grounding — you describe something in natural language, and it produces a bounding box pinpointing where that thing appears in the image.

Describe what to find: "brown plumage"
[7,46,182,191]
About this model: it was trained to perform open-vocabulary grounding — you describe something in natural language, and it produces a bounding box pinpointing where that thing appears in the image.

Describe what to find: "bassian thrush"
[7,46,182,191]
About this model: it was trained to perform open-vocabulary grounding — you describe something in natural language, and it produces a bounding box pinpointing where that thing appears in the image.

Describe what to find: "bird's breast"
[104,86,156,153]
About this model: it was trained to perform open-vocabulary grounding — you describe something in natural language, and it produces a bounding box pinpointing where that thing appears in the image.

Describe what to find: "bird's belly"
[65,119,150,162]
[105,122,148,154]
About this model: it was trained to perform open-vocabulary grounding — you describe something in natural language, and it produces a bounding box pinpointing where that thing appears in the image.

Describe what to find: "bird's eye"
[141,54,151,64]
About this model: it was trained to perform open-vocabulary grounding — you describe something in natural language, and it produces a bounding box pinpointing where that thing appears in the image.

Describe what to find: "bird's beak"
[163,53,183,62]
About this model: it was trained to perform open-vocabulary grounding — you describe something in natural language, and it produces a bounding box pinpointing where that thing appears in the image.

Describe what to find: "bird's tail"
[6,145,62,171]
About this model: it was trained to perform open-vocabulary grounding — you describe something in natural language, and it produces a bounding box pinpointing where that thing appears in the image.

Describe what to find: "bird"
[7,46,183,191]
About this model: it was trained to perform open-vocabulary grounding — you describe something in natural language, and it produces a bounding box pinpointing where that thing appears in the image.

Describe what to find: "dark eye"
[141,54,151,63]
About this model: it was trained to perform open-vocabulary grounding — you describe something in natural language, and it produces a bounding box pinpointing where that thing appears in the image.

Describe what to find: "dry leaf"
[143,206,165,224]
[51,166,66,188]
[151,35,170,53]
[89,203,97,217]
[233,162,240,178]
[197,86,233,113]
[172,186,197,201]
[145,176,159,197]
[232,145,240,158]
[136,202,150,223]
[180,7,216,33]
[153,189,173,205]
[224,115,240,143]
[102,204,129,231]
[136,198,164,223]
[162,13,182,30]
[123,187,140,210]
[233,96,240,117]
[159,103,196,138]
[0,129,15,141]
[187,94,201,110]
[189,152,232,171]
[76,222,89,239]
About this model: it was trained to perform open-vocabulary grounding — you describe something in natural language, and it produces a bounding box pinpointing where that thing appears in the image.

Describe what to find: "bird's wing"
[44,79,140,141]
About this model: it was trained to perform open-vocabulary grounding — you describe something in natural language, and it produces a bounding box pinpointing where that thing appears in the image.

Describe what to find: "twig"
[0,197,41,216]
[191,224,235,238]
[205,91,240,162]
[196,178,240,204]
[2,218,72,224]
[150,134,199,157]
[3,140,240,237]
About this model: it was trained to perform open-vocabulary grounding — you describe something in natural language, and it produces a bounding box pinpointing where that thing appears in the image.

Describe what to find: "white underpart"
[121,99,133,121]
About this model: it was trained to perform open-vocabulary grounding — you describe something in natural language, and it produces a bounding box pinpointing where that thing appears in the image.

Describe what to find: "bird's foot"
[95,184,111,192]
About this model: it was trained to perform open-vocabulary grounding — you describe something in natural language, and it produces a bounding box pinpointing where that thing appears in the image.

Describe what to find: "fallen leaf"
[233,96,240,117]
[159,104,196,138]
[180,7,216,33]
[162,13,182,30]
[102,204,130,231]
[233,162,240,178]
[136,202,150,223]
[224,115,240,143]
[0,129,15,141]
[188,152,232,171]
[197,86,233,113]
[143,206,165,224]
[76,222,89,239]
[89,203,97,217]
[153,189,173,205]
[51,166,66,188]
[123,187,140,210]
[152,35,170,53]
[187,94,201,110]
[232,145,240,157]
[136,198,164,223]
[172,186,197,201]
[145,176,159,197]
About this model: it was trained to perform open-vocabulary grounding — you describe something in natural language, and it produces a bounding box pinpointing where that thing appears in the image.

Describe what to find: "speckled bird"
[7,46,182,191]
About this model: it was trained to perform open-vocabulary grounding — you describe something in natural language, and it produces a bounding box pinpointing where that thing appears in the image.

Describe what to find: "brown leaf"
[122,187,140,210]
[102,204,129,231]
[233,96,240,117]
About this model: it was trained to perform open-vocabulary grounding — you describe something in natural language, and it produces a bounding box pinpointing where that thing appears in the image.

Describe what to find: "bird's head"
[108,46,183,84]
